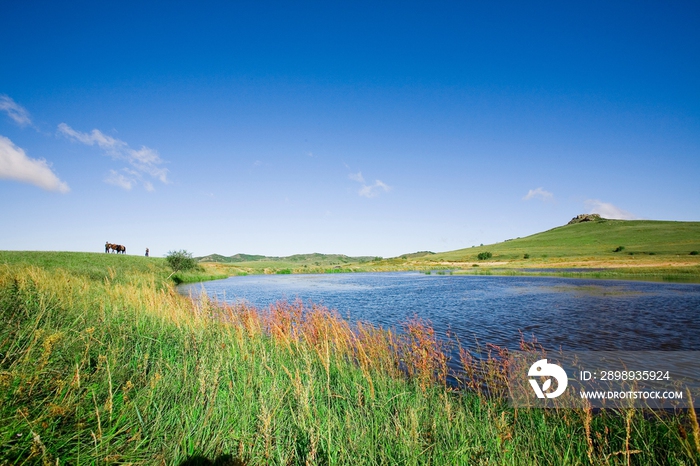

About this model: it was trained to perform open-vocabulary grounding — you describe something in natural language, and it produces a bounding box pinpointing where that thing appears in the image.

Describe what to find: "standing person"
[145,248,149,257]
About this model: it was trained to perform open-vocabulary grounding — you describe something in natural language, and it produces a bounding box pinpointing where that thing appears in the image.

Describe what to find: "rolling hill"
[422,218,700,264]
[195,217,700,278]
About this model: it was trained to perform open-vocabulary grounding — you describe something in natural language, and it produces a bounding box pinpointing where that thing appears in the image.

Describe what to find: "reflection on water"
[178,273,700,352]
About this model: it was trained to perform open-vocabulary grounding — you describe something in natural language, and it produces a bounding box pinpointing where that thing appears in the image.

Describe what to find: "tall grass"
[0,258,698,464]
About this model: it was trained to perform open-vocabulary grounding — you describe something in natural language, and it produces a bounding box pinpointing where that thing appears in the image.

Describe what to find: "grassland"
[199,219,700,282]
[426,219,700,263]
[1,251,699,464]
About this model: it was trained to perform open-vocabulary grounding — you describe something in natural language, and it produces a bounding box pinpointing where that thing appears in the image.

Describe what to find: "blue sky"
[1,1,699,257]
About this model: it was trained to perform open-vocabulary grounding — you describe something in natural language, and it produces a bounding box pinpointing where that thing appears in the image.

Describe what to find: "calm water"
[178,272,700,352]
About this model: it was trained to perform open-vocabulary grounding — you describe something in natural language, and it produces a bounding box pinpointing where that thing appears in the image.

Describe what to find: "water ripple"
[178,272,700,351]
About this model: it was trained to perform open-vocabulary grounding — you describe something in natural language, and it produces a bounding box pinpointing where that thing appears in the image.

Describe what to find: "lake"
[178,272,700,352]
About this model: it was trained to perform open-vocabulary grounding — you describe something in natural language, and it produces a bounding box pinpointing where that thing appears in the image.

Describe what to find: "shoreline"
[192,260,700,285]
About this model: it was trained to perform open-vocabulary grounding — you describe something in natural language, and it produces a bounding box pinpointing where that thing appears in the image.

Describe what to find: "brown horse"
[105,242,125,254]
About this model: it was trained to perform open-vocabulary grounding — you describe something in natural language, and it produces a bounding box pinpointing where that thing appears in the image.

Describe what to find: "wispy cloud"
[58,123,168,190]
[105,169,135,190]
[348,170,391,197]
[523,187,553,201]
[348,171,365,183]
[358,180,391,198]
[0,95,32,127]
[585,199,639,220]
[0,135,69,193]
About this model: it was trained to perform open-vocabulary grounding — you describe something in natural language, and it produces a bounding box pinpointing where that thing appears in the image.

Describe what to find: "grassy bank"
[450,265,700,283]
[1,252,699,464]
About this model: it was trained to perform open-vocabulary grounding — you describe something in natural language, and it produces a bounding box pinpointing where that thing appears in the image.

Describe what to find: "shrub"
[691,251,699,256]
[276,269,292,274]
[613,246,625,252]
[477,252,492,261]
[523,253,530,259]
[165,250,197,273]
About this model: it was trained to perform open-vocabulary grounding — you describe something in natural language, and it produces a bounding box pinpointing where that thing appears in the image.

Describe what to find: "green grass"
[0,250,171,285]
[0,250,169,274]
[0,252,698,464]
[171,271,229,284]
[0,250,229,286]
[427,219,700,262]
[452,265,700,283]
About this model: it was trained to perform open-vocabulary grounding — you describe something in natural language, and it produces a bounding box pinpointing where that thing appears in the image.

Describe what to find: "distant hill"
[424,218,700,262]
[196,218,700,268]
[197,253,275,263]
[394,251,436,259]
[197,252,378,264]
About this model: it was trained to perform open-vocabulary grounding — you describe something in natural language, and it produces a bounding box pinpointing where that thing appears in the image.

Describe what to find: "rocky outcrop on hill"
[568,213,602,225]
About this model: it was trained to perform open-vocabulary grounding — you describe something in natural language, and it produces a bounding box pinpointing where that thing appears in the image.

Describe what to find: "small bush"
[523,253,530,259]
[613,246,625,252]
[691,251,699,255]
[472,264,479,267]
[477,252,492,261]
[166,250,197,273]
[276,269,292,274]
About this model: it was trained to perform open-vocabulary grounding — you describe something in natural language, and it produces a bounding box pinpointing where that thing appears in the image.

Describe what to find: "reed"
[0,255,697,464]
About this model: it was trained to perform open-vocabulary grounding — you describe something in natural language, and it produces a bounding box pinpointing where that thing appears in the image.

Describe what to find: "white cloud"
[348,170,391,197]
[105,169,134,190]
[57,123,122,149]
[58,123,168,190]
[585,199,639,220]
[0,95,32,127]
[523,187,553,201]
[358,179,391,198]
[0,135,69,193]
[348,171,365,183]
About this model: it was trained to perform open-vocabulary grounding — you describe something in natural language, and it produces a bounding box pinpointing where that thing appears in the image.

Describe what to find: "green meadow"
[197,219,700,282]
[1,251,699,464]
[426,219,700,263]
